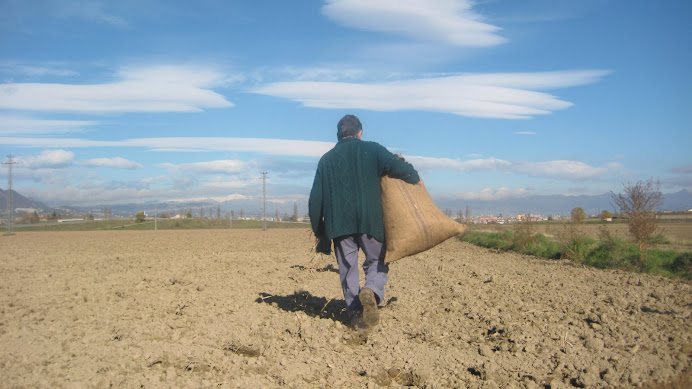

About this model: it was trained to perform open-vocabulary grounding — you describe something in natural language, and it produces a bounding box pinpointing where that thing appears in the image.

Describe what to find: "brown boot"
[359,288,379,328]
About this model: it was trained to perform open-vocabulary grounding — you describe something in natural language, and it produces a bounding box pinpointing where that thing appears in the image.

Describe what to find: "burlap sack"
[381,176,466,263]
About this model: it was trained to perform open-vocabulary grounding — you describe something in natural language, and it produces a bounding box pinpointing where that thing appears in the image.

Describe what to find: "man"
[309,114,421,328]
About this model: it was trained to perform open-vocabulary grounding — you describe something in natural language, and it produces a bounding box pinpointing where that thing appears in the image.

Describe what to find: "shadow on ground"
[256,291,348,324]
[289,263,339,273]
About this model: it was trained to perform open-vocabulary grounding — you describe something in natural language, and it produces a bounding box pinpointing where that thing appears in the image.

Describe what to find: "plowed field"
[1,230,690,388]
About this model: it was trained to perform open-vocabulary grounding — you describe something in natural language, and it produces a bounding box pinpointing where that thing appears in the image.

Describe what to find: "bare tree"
[292,202,299,222]
[465,204,470,220]
[217,204,221,219]
[611,178,662,265]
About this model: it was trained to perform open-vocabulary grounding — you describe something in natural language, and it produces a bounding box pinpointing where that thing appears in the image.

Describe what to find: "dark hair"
[337,114,362,140]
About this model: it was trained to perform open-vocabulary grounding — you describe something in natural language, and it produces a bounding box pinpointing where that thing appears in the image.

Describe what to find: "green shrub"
[460,227,691,280]
[563,236,597,263]
[665,252,692,279]
[459,230,513,251]
[585,237,638,269]
[519,233,562,259]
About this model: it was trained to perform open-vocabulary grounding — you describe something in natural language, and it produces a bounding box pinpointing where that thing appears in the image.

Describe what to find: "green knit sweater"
[309,138,420,249]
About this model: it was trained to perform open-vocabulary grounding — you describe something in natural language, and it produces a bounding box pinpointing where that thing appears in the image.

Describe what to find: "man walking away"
[309,114,421,328]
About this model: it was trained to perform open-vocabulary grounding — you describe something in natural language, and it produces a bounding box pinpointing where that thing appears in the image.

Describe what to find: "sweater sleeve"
[308,163,332,254]
[377,144,420,184]
[308,164,323,234]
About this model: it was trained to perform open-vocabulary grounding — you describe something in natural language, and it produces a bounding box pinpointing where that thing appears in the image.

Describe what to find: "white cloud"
[17,180,254,207]
[0,115,96,134]
[408,156,511,171]
[19,185,154,206]
[251,70,609,119]
[0,136,334,157]
[81,157,143,169]
[16,150,75,168]
[275,66,370,82]
[0,65,233,113]
[159,159,258,175]
[453,187,530,201]
[670,165,692,174]
[512,161,623,180]
[0,63,79,78]
[515,131,536,135]
[43,0,128,27]
[166,194,253,203]
[203,178,258,190]
[77,2,128,27]
[322,0,505,47]
[407,155,623,180]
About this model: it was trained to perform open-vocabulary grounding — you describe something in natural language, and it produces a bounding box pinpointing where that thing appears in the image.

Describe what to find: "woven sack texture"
[381,176,466,263]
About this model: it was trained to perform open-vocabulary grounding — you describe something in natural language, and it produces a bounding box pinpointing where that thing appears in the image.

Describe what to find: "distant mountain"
[0,189,51,212]
[59,197,293,219]
[3,188,691,218]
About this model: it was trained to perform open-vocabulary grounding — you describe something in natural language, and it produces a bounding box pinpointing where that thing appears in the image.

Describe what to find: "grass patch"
[460,230,514,251]
[459,228,691,280]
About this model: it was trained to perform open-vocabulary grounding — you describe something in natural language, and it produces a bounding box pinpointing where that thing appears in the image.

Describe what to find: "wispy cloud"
[322,0,505,47]
[0,65,233,113]
[81,157,143,169]
[159,159,258,175]
[19,185,156,206]
[408,156,511,171]
[275,66,370,82]
[15,175,254,207]
[670,165,692,174]
[0,115,97,135]
[408,155,623,180]
[512,160,622,180]
[75,1,128,27]
[166,194,253,204]
[0,62,79,78]
[251,70,610,119]
[452,187,531,201]
[51,0,128,27]
[515,131,536,135]
[0,136,334,157]
[15,150,75,168]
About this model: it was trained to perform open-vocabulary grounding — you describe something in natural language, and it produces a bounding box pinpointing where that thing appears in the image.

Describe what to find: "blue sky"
[1,0,690,213]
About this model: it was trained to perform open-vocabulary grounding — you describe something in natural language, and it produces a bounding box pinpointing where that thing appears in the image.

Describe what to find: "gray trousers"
[334,234,389,317]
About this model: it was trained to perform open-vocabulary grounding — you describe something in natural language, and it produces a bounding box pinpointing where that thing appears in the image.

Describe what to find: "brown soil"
[1,229,690,388]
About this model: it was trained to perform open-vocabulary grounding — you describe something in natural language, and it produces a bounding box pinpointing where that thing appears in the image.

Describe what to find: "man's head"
[337,114,362,140]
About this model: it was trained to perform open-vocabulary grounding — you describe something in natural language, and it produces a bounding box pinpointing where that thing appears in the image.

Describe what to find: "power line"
[3,155,18,235]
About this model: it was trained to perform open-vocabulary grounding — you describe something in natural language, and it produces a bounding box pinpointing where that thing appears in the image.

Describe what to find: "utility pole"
[155,201,158,231]
[3,155,17,235]
[261,172,268,231]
